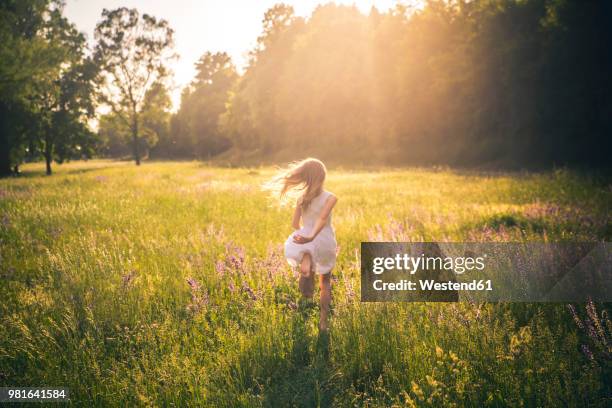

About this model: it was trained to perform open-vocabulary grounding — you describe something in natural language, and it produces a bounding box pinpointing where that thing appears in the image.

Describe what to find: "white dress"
[284,190,337,274]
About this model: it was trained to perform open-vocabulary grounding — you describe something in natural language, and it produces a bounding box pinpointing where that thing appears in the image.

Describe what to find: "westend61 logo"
[360,242,611,302]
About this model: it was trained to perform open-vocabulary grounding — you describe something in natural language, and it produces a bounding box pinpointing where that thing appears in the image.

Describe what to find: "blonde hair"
[264,158,327,209]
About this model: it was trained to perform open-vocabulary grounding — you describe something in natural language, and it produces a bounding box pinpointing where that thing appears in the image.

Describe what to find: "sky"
[64,0,403,109]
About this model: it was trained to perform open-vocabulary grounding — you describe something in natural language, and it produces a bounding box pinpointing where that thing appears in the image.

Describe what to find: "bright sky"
[64,0,404,109]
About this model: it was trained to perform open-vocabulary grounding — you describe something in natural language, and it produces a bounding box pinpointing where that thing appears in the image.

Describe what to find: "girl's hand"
[293,234,313,244]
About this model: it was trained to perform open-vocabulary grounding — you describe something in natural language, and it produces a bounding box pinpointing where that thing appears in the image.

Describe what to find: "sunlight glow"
[64,1,416,110]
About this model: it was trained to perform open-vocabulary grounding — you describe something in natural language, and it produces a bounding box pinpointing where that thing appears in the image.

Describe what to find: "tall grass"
[0,160,610,406]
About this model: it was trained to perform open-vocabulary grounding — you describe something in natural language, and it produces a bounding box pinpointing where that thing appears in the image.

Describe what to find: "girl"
[265,158,338,331]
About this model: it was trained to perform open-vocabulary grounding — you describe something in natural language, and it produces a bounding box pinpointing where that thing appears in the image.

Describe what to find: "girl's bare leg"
[299,253,314,298]
[319,272,331,331]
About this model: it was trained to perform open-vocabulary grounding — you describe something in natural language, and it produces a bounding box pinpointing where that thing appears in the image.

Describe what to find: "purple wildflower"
[581,344,595,361]
[215,260,226,277]
[242,281,258,301]
[186,277,201,291]
[226,242,246,273]
[569,301,611,363]
[268,245,287,276]
[586,299,606,342]
[584,319,599,343]
[253,245,286,283]
[567,304,584,329]
[186,277,209,314]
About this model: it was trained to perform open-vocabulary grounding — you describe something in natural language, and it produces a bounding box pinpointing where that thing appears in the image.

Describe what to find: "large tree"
[0,1,98,176]
[94,7,174,165]
[167,52,237,158]
[222,4,303,153]
[99,81,171,159]
[31,5,98,175]
[0,0,64,175]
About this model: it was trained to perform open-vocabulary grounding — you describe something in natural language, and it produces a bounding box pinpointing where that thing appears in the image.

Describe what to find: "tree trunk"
[45,154,52,175]
[0,133,11,177]
[132,114,140,166]
[0,102,13,177]
[44,131,52,175]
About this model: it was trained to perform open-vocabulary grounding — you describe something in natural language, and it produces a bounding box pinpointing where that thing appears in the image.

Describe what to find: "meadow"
[0,160,610,407]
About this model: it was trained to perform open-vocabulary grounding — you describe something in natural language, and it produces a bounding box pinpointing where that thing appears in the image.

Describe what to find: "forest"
[1,0,611,175]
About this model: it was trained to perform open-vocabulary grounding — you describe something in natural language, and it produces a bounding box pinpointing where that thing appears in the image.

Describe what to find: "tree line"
[2,1,611,175]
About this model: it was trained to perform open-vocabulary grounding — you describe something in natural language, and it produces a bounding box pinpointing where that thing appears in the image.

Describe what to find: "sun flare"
[66,1,418,109]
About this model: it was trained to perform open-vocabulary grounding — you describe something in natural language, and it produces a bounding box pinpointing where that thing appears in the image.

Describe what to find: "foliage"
[157,52,237,159]
[207,0,612,168]
[94,7,174,165]
[99,81,172,159]
[0,0,97,176]
[3,1,610,172]
[31,7,98,175]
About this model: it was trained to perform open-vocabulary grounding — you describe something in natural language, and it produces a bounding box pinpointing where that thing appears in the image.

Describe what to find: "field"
[0,160,610,407]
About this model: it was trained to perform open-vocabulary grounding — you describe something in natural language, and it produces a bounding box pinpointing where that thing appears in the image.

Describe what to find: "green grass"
[0,160,610,406]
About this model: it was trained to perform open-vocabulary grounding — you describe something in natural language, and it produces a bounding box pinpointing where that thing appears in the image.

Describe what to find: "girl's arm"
[293,195,338,244]
[291,202,302,230]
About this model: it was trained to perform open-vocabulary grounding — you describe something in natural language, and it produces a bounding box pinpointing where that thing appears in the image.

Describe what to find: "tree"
[140,82,172,156]
[0,0,98,176]
[97,111,129,157]
[166,52,237,158]
[221,3,303,153]
[50,57,99,168]
[94,7,174,165]
[99,81,171,159]
[31,5,98,175]
[0,0,64,176]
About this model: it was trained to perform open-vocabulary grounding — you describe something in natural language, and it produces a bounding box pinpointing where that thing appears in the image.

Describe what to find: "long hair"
[263,158,327,209]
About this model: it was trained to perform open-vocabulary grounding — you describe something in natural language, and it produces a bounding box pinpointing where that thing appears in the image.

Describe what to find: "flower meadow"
[0,160,610,406]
